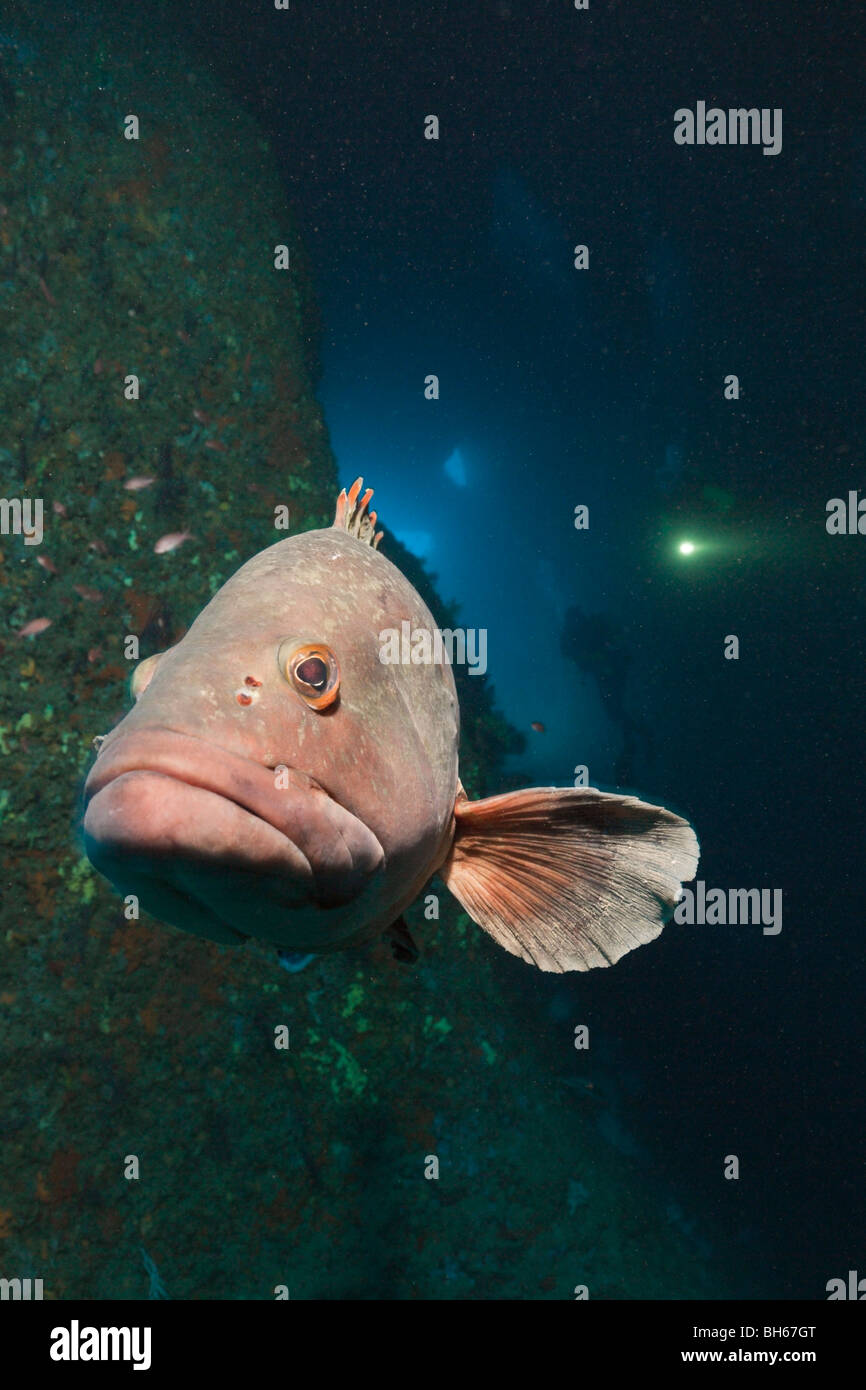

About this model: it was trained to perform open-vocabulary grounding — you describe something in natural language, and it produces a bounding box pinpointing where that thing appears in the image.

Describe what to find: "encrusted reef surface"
[0,3,746,1299]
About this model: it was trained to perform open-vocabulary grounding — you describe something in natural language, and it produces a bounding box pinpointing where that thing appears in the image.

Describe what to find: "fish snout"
[83,729,384,924]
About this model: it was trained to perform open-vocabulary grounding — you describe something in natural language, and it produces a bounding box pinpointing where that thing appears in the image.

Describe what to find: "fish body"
[17,617,52,637]
[85,488,456,955]
[83,480,698,972]
[154,530,194,554]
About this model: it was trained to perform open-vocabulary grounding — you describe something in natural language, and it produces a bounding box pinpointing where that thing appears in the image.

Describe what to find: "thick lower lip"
[83,727,384,909]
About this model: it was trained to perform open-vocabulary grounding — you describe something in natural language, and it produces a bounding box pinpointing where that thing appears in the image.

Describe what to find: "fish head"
[83,528,459,953]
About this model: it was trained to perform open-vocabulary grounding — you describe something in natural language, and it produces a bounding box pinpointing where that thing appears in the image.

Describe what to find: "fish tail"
[333,477,383,549]
[439,786,698,973]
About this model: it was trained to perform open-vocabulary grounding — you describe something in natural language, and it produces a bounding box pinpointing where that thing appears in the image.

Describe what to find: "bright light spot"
[678,541,695,556]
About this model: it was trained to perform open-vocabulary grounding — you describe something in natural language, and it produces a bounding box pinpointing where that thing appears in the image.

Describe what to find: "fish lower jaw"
[83,728,385,909]
[83,775,384,953]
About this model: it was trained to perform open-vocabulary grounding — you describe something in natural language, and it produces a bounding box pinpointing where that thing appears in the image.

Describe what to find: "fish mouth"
[83,728,385,943]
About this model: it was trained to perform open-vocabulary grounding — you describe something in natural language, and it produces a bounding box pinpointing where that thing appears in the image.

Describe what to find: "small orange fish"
[88,646,103,664]
[88,539,109,556]
[37,555,59,575]
[83,479,698,974]
[531,721,545,733]
[74,585,104,603]
[123,476,156,492]
[52,501,67,518]
[17,617,52,638]
[154,531,194,555]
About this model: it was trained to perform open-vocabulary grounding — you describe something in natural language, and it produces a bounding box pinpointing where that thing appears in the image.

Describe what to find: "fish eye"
[296,655,327,688]
[280,641,340,710]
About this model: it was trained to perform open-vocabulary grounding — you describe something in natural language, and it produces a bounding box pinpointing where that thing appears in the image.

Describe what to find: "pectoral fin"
[130,648,172,700]
[440,786,698,973]
[385,916,419,964]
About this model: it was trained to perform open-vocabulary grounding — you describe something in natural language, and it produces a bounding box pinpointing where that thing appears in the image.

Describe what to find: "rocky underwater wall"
[0,5,741,1299]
